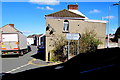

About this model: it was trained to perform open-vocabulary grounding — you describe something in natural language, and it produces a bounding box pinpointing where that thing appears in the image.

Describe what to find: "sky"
[1,0,119,36]
[1,0,120,2]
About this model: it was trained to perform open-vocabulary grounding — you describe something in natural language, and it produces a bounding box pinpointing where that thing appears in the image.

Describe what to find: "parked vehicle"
[37,44,45,53]
[1,33,30,55]
[36,43,45,60]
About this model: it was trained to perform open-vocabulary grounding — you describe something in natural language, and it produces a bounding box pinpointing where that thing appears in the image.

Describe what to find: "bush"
[51,30,102,62]
[80,30,102,53]
[50,37,68,62]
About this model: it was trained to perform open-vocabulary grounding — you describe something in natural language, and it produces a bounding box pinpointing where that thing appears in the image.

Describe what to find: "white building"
[27,34,45,46]
[27,36,34,45]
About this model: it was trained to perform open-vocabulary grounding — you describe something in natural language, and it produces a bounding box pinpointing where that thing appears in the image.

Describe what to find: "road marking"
[80,64,116,74]
[54,66,64,69]
[28,58,36,64]
[28,59,48,66]
[28,58,62,66]
[6,63,29,73]
[5,59,62,73]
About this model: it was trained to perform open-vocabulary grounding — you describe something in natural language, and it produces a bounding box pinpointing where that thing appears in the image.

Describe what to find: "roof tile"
[45,9,85,18]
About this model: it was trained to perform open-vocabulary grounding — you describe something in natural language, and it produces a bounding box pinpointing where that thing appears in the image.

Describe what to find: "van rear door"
[2,34,19,50]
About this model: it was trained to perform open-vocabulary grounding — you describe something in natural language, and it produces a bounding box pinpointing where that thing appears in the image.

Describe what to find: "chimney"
[9,24,14,27]
[68,4,78,10]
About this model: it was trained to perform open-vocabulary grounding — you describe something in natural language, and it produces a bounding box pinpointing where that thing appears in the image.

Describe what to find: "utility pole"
[0,28,2,74]
[107,3,119,48]
[107,6,110,48]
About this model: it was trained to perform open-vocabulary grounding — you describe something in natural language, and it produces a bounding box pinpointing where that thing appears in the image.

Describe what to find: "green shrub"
[80,30,102,53]
[51,30,102,62]
[50,37,68,62]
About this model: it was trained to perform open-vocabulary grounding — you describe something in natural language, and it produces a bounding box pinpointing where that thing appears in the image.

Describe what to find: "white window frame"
[63,20,69,32]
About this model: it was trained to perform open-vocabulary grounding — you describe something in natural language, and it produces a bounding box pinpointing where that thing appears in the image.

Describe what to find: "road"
[1,47,120,80]
[1,46,48,73]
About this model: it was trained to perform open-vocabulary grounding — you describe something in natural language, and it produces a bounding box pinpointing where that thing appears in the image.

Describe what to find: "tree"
[112,27,120,42]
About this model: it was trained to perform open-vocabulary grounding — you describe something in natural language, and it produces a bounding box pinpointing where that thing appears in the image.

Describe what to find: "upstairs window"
[63,20,69,32]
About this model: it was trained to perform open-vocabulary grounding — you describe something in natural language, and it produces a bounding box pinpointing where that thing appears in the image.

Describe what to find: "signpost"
[66,33,81,60]
[66,33,81,40]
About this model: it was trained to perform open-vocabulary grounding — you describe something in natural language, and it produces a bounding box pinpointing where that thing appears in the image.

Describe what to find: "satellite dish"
[49,28,55,35]
[46,24,51,31]
[48,24,50,27]
[51,28,55,32]
[49,30,53,35]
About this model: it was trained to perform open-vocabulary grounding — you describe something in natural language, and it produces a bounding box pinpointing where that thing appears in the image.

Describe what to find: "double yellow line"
[28,59,62,67]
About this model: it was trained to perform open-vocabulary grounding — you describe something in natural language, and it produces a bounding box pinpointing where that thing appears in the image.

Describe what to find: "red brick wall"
[68,5,78,10]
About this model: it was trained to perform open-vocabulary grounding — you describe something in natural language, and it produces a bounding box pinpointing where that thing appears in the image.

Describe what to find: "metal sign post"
[77,40,80,55]
[68,40,70,60]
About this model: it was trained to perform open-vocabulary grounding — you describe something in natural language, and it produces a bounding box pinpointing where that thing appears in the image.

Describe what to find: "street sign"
[66,33,81,40]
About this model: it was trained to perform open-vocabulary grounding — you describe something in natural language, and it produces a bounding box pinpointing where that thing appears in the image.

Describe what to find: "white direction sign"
[66,33,81,40]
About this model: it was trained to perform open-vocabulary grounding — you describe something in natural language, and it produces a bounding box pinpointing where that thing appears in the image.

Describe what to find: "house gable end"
[1,24,21,33]
[45,9,85,18]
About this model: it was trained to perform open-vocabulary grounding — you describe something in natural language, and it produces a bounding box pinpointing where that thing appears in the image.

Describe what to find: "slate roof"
[27,34,43,38]
[45,9,85,18]
[0,24,22,33]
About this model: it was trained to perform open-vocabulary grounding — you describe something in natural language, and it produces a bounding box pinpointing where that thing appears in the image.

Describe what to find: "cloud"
[46,6,53,10]
[36,6,44,10]
[104,16,115,19]
[112,29,117,32]
[89,9,101,13]
[29,0,60,5]
[37,6,53,10]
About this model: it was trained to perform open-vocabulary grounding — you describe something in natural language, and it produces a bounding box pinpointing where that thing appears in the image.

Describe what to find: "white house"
[27,34,45,46]
[27,36,34,45]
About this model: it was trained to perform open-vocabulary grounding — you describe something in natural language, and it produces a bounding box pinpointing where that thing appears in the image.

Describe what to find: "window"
[63,20,69,32]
